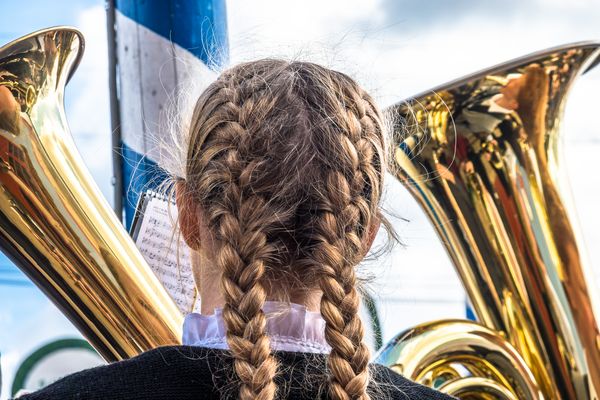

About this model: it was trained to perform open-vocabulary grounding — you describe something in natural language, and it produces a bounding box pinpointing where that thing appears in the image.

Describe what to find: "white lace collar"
[182,301,331,354]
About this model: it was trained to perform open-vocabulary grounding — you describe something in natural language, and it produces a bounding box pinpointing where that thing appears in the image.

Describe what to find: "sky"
[1,0,600,398]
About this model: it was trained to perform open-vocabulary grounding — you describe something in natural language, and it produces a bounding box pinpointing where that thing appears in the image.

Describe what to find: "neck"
[192,251,322,315]
[191,251,224,314]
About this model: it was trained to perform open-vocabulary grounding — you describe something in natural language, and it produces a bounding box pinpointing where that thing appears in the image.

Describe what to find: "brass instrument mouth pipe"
[0,27,182,361]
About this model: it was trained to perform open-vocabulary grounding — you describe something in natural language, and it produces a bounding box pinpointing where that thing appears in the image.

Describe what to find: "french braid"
[186,64,287,400]
[300,69,384,400]
[182,59,386,400]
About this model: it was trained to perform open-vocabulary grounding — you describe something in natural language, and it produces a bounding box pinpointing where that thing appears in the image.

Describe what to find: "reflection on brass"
[376,320,542,399]
[0,28,182,361]
[376,43,600,399]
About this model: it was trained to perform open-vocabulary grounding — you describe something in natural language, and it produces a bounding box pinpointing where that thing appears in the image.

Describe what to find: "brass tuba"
[375,43,600,399]
[0,27,182,362]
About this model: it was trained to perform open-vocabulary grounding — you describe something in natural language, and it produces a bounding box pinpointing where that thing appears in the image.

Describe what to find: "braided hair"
[181,59,387,400]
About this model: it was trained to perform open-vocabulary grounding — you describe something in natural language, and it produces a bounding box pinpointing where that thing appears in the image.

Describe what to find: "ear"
[362,214,381,256]
[175,181,202,250]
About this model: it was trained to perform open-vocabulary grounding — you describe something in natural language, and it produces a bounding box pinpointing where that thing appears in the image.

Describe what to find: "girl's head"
[176,59,388,400]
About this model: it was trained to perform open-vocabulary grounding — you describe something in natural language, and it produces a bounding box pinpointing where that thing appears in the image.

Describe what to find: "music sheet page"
[133,196,197,314]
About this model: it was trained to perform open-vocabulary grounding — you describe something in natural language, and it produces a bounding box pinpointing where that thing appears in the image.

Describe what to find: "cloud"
[377,0,526,31]
[226,0,600,110]
[1,349,24,398]
[224,0,600,338]
[377,0,600,34]
[62,0,599,190]
[64,5,113,204]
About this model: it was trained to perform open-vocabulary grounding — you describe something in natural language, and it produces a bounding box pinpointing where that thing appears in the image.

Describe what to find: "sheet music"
[133,195,197,313]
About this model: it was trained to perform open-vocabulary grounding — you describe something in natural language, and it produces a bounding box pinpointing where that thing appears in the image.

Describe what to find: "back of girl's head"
[180,58,387,400]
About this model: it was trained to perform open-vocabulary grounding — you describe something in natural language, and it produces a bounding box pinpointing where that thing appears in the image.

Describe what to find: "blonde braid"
[310,83,385,400]
[186,66,290,400]
[215,185,278,400]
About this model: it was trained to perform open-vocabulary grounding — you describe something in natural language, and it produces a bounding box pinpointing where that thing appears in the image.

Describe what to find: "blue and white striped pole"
[111,0,229,228]
[106,4,390,350]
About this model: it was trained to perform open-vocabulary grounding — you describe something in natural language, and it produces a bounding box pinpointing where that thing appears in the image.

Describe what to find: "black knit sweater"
[17,346,455,399]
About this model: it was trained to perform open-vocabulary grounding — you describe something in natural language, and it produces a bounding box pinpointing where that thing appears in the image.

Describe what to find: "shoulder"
[273,352,456,400]
[368,363,457,400]
[14,346,226,400]
[15,347,455,400]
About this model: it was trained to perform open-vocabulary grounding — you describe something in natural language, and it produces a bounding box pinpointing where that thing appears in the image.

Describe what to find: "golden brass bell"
[377,42,600,399]
[0,27,182,362]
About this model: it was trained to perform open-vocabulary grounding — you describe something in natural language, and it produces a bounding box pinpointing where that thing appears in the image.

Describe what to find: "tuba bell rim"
[401,40,600,102]
[0,26,85,84]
